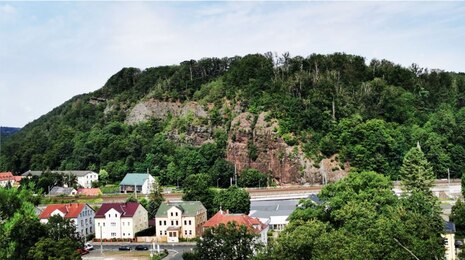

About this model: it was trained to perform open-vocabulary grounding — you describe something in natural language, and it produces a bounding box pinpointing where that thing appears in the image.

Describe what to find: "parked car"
[84,243,94,251]
[118,246,131,251]
[135,245,149,251]
[76,248,89,255]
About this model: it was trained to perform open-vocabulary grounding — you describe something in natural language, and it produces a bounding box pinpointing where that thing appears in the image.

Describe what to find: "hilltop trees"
[213,186,250,214]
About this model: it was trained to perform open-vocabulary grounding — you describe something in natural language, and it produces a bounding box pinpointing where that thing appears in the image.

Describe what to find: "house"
[11,176,23,188]
[204,210,269,245]
[155,201,207,243]
[22,170,98,188]
[443,221,456,260]
[48,186,77,196]
[0,172,14,187]
[94,202,148,240]
[120,173,155,195]
[249,200,297,233]
[77,188,102,196]
[39,203,95,237]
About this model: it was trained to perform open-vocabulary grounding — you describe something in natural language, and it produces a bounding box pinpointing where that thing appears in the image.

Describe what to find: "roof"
[12,176,23,182]
[120,173,152,186]
[77,188,102,196]
[155,201,206,217]
[22,170,96,177]
[95,202,141,218]
[49,186,76,196]
[445,221,456,233]
[203,210,268,234]
[39,203,90,219]
[0,172,13,181]
[308,194,323,205]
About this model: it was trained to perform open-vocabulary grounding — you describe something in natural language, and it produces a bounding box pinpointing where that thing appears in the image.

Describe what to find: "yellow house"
[442,221,456,260]
[155,201,207,243]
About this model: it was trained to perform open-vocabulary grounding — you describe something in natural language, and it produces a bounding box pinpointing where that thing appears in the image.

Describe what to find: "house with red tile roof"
[77,188,102,196]
[94,202,148,239]
[0,172,14,187]
[39,203,95,237]
[203,210,269,245]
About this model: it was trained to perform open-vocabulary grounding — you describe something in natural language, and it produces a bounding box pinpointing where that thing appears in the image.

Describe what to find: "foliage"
[185,222,262,260]
[213,186,250,214]
[182,174,216,216]
[451,199,465,237]
[238,168,267,188]
[400,145,435,193]
[269,171,445,259]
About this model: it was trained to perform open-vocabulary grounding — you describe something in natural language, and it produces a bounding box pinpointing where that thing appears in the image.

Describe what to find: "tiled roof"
[0,172,13,181]
[120,173,151,186]
[155,201,206,217]
[12,176,23,182]
[22,170,96,177]
[203,210,268,234]
[39,203,89,219]
[77,188,102,196]
[95,202,141,218]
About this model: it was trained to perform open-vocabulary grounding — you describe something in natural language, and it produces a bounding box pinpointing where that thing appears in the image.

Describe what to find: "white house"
[39,203,95,237]
[120,173,155,195]
[94,202,148,240]
[22,170,99,188]
[155,201,207,243]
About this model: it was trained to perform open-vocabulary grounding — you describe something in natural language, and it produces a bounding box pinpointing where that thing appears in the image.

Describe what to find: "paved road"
[83,243,194,260]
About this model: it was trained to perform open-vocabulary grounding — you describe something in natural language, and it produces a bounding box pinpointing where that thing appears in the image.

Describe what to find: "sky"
[1,1,465,127]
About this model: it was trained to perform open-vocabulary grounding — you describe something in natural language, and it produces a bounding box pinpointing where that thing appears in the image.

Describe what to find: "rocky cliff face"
[226,112,348,185]
[126,98,348,185]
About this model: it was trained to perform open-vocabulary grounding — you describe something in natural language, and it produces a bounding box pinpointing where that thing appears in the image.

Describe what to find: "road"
[83,243,194,260]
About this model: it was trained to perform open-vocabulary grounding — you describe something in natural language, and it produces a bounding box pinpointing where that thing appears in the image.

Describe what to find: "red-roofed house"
[39,203,95,237]
[77,188,102,196]
[0,172,14,187]
[94,202,148,240]
[203,210,269,245]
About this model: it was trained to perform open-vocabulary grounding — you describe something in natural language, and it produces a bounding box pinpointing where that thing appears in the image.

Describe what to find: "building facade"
[22,170,98,188]
[39,203,95,237]
[94,202,148,240]
[120,173,155,194]
[155,201,207,243]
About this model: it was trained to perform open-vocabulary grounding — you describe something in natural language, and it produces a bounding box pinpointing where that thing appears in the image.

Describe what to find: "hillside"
[1,52,465,186]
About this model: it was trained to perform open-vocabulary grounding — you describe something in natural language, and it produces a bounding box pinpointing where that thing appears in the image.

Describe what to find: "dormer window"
[170,212,173,216]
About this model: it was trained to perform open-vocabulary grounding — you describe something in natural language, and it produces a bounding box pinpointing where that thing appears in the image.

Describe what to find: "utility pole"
[100,225,103,254]
[234,164,237,186]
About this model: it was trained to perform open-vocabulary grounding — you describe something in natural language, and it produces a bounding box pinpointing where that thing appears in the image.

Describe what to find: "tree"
[27,238,81,260]
[147,177,164,219]
[238,168,267,188]
[184,222,261,260]
[450,199,465,236]
[400,144,435,193]
[213,186,250,214]
[182,174,215,216]
[98,169,109,185]
[45,215,83,248]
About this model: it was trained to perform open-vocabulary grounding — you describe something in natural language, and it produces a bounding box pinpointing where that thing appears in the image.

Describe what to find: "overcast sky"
[1,1,465,127]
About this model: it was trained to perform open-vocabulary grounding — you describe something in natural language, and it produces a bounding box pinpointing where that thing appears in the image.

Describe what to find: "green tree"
[400,144,435,193]
[27,238,81,260]
[450,199,465,236]
[238,168,267,188]
[184,222,261,260]
[45,215,83,248]
[182,174,215,216]
[213,186,250,214]
[98,169,109,185]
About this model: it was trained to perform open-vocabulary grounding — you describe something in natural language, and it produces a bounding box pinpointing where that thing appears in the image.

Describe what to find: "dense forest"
[1,52,465,185]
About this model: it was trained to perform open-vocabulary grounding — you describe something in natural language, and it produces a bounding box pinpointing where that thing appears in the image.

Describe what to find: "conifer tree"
[400,143,435,193]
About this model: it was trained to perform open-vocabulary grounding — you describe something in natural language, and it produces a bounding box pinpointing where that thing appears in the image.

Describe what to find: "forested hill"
[1,52,465,186]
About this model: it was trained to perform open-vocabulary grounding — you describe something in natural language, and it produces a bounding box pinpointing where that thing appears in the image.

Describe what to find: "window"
[176,221,179,226]
[164,221,166,225]
[111,232,116,237]
[115,214,117,218]
[90,227,93,233]
[170,212,173,216]
[159,220,162,226]
[171,221,174,226]
[189,230,192,235]
[175,212,178,216]
[123,233,125,236]
[184,220,187,225]
[85,219,88,225]
[164,231,167,235]
[103,222,105,226]
[189,220,192,225]
[98,222,100,226]
[184,230,187,235]
[160,230,163,235]
[81,220,84,226]
[111,222,116,227]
